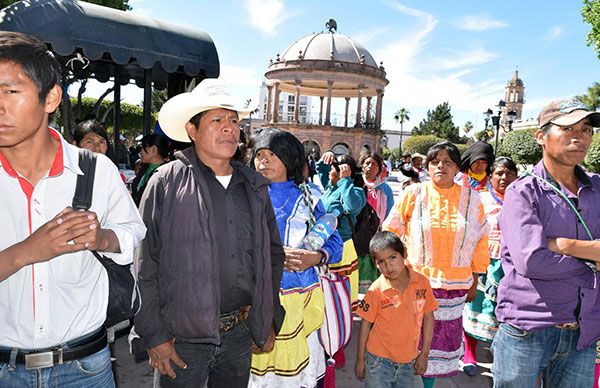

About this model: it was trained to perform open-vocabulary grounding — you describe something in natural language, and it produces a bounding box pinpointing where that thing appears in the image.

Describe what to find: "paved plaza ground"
[110,320,494,387]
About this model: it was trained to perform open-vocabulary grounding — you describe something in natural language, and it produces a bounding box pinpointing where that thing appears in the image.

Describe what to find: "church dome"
[280,31,378,68]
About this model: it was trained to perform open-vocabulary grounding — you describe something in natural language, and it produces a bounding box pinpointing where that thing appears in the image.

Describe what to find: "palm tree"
[394,107,410,154]
[463,121,474,137]
[576,82,600,111]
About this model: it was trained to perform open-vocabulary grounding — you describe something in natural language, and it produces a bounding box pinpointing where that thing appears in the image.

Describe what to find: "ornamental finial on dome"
[326,18,337,33]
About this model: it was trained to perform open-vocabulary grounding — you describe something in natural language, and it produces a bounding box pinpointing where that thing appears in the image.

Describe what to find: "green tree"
[576,82,600,111]
[497,128,542,165]
[55,97,147,140]
[394,107,410,149]
[412,102,460,142]
[474,129,492,142]
[402,135,444,155]
[582,0,600,60]
[584,133,600,172]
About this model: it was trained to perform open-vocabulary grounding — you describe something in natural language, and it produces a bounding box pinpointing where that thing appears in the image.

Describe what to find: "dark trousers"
[160,323,253,388]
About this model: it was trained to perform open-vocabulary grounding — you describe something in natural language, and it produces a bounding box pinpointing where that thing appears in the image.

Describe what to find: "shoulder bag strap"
[72,149,103,261]
[72,149,97,211]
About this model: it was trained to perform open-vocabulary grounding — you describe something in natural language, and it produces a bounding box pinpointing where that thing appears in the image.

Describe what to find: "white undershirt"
[215,174,232,189]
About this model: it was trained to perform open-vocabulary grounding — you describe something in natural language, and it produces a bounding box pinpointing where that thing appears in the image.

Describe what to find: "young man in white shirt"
[0,31,146,387]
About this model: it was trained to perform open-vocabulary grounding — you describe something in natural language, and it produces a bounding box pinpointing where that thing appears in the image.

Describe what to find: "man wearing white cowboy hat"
[134,78,286,388]
[492,98,600,387]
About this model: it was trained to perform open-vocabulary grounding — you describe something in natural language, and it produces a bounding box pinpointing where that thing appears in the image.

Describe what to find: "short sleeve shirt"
[356,269,438,363]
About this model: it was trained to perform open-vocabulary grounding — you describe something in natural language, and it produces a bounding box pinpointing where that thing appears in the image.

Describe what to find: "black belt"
[0,328,107,370]
[219,305,250,332]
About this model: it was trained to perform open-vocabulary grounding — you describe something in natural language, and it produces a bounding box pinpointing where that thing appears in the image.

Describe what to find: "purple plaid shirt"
[497,161,600,350]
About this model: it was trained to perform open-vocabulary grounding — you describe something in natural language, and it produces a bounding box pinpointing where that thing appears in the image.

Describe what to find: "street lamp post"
[483,108,493,131]
[506,109,517,132]
[487,100,506,152]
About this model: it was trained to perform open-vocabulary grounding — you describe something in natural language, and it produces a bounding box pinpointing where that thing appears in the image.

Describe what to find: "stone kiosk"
[262,20,389,157]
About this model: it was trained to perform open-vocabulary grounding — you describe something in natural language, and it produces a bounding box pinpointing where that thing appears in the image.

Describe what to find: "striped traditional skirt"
[422,288,468,378]
[463,258,504,342]
[249,286,325,387]
[329,239,359,308]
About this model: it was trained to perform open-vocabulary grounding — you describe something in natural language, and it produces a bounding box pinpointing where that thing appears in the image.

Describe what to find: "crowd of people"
[1,31,599,388]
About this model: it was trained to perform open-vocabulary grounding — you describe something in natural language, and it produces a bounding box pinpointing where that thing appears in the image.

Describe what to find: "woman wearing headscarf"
[358,151,395,294]
[455,141,495,192]
[249,129,343,388]
[383,142,489,388]
[461,157,518,376]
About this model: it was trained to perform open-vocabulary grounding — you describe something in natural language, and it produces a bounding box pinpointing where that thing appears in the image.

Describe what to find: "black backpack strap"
[72,149,97,211]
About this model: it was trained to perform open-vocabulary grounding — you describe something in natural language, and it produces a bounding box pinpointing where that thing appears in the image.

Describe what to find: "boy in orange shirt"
[355,231,438,387]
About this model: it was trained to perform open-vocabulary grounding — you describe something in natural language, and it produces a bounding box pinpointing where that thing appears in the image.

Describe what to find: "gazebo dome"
[280,32,378,68]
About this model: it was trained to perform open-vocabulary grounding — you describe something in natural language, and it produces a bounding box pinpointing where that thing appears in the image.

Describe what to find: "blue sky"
[91,0,600,135]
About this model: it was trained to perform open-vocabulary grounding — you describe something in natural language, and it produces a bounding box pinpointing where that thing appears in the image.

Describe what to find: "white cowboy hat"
[158,78,252,142]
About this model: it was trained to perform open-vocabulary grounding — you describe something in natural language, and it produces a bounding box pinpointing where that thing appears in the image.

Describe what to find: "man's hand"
[147,339,187,379]
[283,247,322,272]
[252,325,276,354]
[413,351,428,375]
[68,210,111,251]
[354,357,366,380]
[20,207,97,264]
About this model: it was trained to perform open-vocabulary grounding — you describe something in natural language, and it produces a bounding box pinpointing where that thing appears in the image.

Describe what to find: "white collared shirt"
[0,129,146,349]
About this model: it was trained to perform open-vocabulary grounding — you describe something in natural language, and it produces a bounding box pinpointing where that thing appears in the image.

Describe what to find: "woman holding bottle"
[249,129,343,388]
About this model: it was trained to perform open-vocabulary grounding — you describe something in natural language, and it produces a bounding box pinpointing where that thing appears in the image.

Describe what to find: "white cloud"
[431,46,499,71]
[219,65,261,88]
[371,4,506,130]
[352,27,390,46]
[459,15,509,31]
[376,1,438,74]
[244,0,291,36]
[544,26,563,41]
[218,65,263,107]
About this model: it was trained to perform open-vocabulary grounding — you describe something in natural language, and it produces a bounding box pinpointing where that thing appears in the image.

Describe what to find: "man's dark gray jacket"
[134,147,285,350]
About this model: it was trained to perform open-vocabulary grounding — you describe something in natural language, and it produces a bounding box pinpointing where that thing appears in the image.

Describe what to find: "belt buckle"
[555,322,579,330]
[25,351,55,370]
[220,316,237,332]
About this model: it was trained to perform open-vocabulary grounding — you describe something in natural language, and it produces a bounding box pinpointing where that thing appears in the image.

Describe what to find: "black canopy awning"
[0,0,221,140]
[0,0,220,86]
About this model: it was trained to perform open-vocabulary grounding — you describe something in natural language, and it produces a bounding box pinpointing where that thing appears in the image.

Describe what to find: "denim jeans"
[0,345,115,388]
[491,323,595,388]
[160,322,252,388]
[365,351,416,388]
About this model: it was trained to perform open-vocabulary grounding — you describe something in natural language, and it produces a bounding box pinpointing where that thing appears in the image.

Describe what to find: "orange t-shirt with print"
[356,268,438,364]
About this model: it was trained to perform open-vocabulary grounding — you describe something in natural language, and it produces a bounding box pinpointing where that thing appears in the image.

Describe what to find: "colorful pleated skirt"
[249,285,325,387]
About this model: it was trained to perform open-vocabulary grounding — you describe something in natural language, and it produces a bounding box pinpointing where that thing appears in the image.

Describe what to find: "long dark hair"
[425,142,461,169]
[332,154,363,187]
[491,157,518,175]
[141,134,170,160]
[74,120,109,146]
[359,151,384,176]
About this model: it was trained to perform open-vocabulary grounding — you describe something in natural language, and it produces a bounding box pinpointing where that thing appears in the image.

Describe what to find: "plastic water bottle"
[303,209,340,251]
